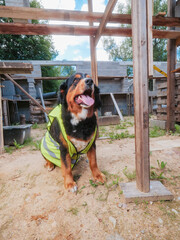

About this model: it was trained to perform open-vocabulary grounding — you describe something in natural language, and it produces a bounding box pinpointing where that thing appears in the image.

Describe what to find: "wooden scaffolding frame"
[0,0,177,200]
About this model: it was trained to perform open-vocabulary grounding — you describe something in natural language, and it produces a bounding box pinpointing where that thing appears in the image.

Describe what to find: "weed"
[4,146,15,154]
[96,192,109,201]
[119,190,123,195]
[157,160,167,170]
[123,167,136,181]
[109,130,134,139]
[89,179,98,188]
[67,207,79,216]
[149,126,166,138]
[150,171,166,180]
[32,123,39,129]
[13,139,23,149]
[175,124,180,134]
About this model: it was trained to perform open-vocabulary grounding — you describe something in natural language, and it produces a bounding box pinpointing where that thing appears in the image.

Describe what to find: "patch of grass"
[175,124,180,134]
[123,167,136,181]
[4,146,15,154]
[32,123,39,129]
[109,130,134,140]
[67,207,79,216]
[149,126,166,138]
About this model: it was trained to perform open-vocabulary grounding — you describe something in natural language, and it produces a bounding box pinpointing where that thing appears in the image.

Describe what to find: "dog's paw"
[65,181,78,193]
[93,172,106,184]
[44,162,55,172]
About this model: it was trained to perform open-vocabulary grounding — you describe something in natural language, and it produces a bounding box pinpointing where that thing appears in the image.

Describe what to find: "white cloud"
[40,0,75,10]
[52,35,89,56]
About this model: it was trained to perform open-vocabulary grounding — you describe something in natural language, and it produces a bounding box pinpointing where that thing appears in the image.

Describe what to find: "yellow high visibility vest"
[40,105,97,168]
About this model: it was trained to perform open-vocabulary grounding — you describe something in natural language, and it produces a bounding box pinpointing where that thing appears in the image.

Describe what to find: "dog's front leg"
[87,143,106,183]
[60,144,77,192]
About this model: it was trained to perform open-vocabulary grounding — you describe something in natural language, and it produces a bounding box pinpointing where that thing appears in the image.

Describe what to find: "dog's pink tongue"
[77,95,94,106]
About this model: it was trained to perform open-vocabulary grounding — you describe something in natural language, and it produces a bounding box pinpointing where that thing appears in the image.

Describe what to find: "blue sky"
[39,0,123,61]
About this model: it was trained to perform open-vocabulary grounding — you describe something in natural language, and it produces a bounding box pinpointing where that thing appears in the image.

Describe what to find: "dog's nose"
[85,78,93,86]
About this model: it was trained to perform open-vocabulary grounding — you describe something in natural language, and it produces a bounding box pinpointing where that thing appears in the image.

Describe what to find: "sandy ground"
[0,121,180,240]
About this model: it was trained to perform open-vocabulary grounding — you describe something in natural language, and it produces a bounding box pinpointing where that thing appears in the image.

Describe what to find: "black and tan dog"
[41,73,105,192]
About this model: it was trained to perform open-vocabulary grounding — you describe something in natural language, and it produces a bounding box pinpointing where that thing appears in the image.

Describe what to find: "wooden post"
[167,0,176,131]
[0,78,4,154]
[88,0,98,86]
[147,0,153,77]
[132,0,150,192]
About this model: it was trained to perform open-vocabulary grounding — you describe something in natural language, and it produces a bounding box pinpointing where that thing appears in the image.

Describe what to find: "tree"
[103,0,168,62]
[0,0,63,92]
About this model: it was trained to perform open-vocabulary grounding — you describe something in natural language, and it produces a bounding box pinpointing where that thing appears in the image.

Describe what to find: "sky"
[38,0,126,61]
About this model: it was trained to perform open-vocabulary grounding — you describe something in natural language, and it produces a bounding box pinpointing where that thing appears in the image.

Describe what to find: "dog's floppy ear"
[58,81,67,104]
[94,84,102,110]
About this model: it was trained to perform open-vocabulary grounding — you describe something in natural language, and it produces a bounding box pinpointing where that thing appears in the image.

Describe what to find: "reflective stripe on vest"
[40,104,97,168]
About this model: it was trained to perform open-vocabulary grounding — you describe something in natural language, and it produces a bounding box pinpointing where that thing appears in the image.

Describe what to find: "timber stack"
[30,100,54,123]
[157,78,180,122]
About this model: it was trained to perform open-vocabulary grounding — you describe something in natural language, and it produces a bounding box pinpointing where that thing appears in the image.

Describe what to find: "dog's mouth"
[75,89,94,108]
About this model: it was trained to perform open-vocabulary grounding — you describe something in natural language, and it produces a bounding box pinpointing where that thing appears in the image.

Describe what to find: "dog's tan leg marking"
[61,153,77,192]
[44,159,55,172]
[87,146,106,183]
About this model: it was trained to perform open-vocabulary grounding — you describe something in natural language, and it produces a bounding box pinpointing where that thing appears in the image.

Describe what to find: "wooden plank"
[2,99,9,126]
[171,67,180,73]
[120,181,173,203]
[147,0,153,77]
[38,88,48,123]
[167,0,176,131]
[1,22,180,39]
[110,93,124,121]
[1,6,180,27]
[94,0,118,46]
[0,79,4,154]
[88,0,98,86]
[4,74,48,115]
[157,82,167,89]
[0,62,33,74]
[132,0,150,193]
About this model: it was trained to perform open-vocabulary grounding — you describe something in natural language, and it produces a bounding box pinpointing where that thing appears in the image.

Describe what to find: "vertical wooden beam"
[132,0,150,192]
[88,0,98,85]
[167,0,176,131]
[147,0,153,77]
[0,78,4,154]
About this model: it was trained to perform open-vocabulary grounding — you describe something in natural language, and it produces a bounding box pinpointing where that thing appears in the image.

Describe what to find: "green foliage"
[175,124,180,134]
[157,160,167,170]
[103,0,168,62]
[67,207,79,216]
[150,171,166,180]
[123,167,136,181]
[42,65,75,93]
[149,126,166,138]
[0,0,60,93]
[109,130,134,139]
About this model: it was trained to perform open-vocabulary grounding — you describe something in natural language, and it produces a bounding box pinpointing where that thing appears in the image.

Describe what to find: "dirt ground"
[0,118,180,240]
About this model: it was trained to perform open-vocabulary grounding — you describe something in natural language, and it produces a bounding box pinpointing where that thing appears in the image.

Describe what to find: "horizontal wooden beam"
[1,6,180,27]
[0,62,33,74]
[0,22,180,39]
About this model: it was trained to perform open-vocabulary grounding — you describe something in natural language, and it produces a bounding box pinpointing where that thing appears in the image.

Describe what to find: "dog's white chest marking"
[70,135,93,152]
[70,109,88,126]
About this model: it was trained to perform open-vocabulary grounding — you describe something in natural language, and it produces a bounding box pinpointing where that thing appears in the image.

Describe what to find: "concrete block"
[99,115,120,126]
[120,181,173,203]
[150,119,167,129]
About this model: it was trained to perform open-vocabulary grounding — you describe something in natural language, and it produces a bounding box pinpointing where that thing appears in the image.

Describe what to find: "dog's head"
[58,73,101,115]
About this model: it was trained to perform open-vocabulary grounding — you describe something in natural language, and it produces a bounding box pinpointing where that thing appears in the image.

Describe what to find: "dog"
[40,73,105,192]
